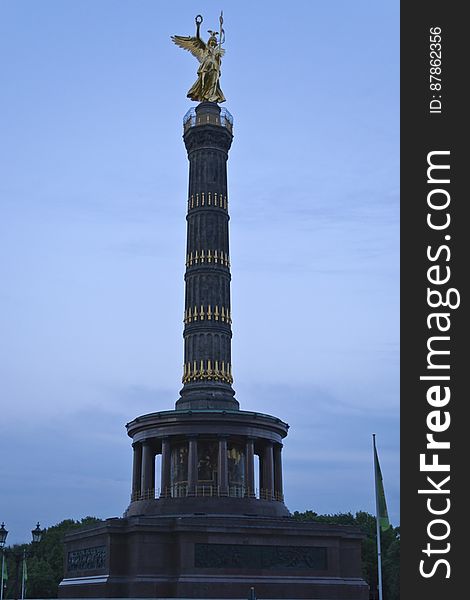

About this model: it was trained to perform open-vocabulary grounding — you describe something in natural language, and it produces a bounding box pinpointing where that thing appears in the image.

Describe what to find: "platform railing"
[131,486,283,503]
[183,107,233,134]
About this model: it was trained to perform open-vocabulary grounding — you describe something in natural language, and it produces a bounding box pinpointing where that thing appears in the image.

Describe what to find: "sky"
[0,0,399,545]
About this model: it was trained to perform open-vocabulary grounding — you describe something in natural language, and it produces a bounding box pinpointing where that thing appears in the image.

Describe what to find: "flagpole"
[21,549,26,600]
[373,434,384,600]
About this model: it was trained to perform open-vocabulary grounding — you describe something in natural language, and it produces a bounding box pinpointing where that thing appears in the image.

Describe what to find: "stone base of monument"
[58,514,369,599]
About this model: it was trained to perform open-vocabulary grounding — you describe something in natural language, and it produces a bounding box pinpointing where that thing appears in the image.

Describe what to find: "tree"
[2,517,102,599]
[292,510,400,600]
[382,528,400,600]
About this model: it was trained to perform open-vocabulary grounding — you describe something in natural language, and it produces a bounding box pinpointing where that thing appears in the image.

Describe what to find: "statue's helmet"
[207,31,218,47]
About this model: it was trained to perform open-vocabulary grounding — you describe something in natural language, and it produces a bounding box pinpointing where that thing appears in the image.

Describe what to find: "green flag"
[374,440,390,531]
[2,558,7,581]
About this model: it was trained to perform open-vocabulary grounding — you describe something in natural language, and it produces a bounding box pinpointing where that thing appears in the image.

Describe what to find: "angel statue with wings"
[171,13,226,103]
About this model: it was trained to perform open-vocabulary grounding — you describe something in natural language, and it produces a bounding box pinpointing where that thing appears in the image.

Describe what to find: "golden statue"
[171,13,226,103]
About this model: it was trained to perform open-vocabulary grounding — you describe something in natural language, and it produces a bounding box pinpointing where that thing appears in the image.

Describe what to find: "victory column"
[59,14,368,600]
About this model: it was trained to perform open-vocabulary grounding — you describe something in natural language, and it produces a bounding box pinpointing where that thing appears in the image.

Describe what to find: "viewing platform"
[183,104,233,134]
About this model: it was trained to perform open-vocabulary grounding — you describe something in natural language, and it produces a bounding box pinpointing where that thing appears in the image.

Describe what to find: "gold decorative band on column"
[188,193,228,210]
[182,360,233,384]
[184,305,232,324]
[185,250,230,267]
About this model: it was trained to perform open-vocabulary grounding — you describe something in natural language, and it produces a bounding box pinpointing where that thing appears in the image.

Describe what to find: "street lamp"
[0,522,43,600]
[0,523,7,548]
[30,525,42,545]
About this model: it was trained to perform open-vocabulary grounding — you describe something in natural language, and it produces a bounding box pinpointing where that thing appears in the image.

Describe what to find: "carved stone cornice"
[184,125,233,154]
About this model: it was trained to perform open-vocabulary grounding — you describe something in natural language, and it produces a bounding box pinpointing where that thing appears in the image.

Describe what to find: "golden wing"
[171,35,206,63]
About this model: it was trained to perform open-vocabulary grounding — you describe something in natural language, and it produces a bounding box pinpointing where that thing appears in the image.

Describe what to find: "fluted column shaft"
[177,102,238,410]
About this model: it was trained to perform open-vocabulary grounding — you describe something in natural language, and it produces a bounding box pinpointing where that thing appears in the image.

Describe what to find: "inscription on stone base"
[67,546,107,571]
[195,543,327,570]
